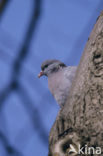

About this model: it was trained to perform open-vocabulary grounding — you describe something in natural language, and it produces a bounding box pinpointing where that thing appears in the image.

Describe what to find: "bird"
[38,60,77,108]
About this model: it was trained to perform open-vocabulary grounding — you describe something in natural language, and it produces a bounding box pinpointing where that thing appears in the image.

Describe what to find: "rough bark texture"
[48,11,103,156]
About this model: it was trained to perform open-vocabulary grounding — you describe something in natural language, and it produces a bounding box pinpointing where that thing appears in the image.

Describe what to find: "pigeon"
[38,60,77,107]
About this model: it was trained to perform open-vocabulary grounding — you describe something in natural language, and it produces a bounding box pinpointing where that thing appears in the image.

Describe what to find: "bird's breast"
[48,71,63,95]
[48,69,69,106]
[48,67,77,107]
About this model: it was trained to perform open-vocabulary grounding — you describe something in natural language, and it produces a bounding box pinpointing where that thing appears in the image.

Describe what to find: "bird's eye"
[42,64,49,71]
[44,64,48,69]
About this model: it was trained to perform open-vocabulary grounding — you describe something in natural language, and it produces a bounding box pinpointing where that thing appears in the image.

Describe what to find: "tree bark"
[48,11,103,156]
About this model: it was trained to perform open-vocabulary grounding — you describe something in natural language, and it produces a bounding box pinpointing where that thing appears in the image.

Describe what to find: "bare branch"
[0,0,9,18]
[0,0,42,109]
[17,85,48,145]
[0,131,23,156]
[0,0,46,153]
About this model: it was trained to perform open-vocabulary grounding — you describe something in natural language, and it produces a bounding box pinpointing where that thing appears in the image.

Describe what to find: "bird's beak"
[38,71,44,78]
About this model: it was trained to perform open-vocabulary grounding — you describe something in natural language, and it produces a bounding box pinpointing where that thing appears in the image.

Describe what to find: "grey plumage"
[38,60,77,107]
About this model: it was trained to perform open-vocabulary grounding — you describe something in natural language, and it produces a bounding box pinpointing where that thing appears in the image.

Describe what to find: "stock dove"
[38,60,77,107]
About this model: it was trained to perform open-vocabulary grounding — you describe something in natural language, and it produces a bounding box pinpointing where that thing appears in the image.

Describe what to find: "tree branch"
[17,85,48,145]
[0,0,47,153]
[0,0,9,18]
[0,131,23,156]
[0,0,42,109]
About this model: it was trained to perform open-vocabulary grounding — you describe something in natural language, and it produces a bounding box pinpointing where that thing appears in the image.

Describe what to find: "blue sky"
[0,0,103,156]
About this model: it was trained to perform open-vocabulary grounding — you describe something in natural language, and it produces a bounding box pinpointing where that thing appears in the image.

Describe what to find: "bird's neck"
[47,67,66,78]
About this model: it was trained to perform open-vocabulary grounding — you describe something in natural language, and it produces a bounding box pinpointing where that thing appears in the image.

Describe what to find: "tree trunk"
[48,11,103,156]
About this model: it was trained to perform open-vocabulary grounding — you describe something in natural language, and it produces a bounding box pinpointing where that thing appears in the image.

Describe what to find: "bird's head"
[38,59,66,78]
